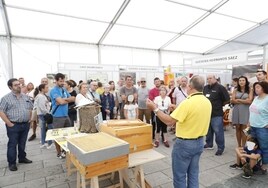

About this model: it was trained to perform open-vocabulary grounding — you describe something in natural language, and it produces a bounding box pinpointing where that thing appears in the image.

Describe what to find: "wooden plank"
[106,119,145,126]
[114,125,151,136]
[70,153,87,176]
[84,155,128,179]
[100,122,152,153]
[68,133,127,152]
[70,153,128,178]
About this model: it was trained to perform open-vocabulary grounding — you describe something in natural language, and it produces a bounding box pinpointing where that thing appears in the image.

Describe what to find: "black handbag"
[44,105,59,124]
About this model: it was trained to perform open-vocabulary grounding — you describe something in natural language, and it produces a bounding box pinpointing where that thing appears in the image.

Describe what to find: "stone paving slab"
[43,158,66,168]
[46,172,76,187]
[24,164,64,181]
[2,178,46,188]
[199,169,231,187]
[159,182,173,188]
[0,167,6,176]
[145,171,173,187]
[4,160,43,176]
[0,172,24,187]
[161,168,172,178]
[199,157,221,172]
[207,175,268,188]
[49,183,70,188]
[143,160,171,175]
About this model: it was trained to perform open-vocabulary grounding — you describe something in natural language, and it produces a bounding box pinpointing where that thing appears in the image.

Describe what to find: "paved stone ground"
[0,120,267,188]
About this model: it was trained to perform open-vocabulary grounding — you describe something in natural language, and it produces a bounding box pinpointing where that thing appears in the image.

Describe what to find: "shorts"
[52,117,71,129]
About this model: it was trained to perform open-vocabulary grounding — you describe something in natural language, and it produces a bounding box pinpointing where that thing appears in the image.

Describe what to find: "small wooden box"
[67,132,129,167]
[100,120,152,153]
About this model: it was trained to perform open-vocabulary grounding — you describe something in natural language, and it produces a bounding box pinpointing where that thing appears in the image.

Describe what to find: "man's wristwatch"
[153,108,159,114]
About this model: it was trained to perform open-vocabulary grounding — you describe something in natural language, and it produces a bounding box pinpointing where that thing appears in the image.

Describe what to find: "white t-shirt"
[124,103,138,120]
[154,96,171,113]
[75,93,93,105]
[172,86,188,106]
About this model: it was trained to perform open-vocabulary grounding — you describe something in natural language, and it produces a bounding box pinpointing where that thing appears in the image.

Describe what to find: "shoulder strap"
[50,88,63,114]
[90,91,95,99]
[178,86,187,98]
[44,94,51,102]
[239,92,245,99]
[51,105,60,115]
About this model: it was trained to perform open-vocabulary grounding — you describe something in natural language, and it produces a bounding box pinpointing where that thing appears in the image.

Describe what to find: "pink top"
[149,87,160,101]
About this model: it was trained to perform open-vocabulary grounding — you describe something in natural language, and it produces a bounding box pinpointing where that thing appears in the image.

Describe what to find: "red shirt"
[149,87,160,101]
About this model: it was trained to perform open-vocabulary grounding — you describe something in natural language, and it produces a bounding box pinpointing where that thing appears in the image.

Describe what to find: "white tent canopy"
[1,0,268,96]
[1,0,268,54]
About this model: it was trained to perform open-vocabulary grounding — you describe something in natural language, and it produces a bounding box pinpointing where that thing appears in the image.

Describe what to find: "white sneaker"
[40,144,46,149]
[61,152,66,158]
[57,154,63,159]
[46,144,53,149]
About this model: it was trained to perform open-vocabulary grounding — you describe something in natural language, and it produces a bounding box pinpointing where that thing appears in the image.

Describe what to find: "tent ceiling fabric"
[1,0,268,54]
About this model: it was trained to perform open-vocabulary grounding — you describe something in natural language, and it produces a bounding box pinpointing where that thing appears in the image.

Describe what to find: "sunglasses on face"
[141,81,146,83]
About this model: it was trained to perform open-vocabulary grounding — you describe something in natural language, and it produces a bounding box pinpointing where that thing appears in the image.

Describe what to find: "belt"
[177,136,203,140]
[11,121,29,124]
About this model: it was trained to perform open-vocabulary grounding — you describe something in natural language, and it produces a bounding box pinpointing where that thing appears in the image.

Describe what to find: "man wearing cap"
[137,77,150,123]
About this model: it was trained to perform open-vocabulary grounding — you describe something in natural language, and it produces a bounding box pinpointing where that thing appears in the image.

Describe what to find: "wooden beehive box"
[100,119,152,153]
[67,132,129,177]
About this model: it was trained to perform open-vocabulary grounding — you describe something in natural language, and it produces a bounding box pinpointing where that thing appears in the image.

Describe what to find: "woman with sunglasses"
[153,86,172,147]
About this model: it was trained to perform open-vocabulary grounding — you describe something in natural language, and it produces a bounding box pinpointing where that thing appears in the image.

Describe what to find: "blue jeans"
[205,116,225,151]
[6,122,30,165]
[250,127,268,164]
[172,138,204,188]
[38,115,53,145]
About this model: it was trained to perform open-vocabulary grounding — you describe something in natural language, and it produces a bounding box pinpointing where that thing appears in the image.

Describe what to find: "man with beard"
[50,73,75,159]
[0,78,33,171]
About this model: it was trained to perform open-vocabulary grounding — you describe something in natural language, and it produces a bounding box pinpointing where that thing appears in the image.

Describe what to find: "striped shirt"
[0,92,33,122]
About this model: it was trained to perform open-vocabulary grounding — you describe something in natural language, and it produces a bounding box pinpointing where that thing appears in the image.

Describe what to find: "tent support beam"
[0,0,13,78]
[98,0,131,45]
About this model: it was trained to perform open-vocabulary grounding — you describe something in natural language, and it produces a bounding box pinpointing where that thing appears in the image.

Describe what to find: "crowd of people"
[0,69,267,188]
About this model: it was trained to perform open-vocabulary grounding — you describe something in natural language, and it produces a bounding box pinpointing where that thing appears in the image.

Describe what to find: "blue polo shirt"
[49,86,70,117]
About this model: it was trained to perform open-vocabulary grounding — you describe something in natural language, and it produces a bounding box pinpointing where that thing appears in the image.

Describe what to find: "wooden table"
[120,149,165,188]
[46,127,87,176]
[70,149,165,188]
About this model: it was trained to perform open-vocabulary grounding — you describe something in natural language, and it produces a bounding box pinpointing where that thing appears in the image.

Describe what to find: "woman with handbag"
[35,84,53,149]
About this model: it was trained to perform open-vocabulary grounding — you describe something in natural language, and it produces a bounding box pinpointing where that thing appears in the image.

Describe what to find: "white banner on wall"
[58,63,118,71]
[192,53,247,66]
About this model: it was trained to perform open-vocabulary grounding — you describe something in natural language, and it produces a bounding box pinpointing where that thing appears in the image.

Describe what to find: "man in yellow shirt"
[147,75,212,188]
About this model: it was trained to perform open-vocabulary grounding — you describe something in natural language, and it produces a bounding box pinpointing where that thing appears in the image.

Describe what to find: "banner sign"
[192,53,247,65]
[58,63,117,71]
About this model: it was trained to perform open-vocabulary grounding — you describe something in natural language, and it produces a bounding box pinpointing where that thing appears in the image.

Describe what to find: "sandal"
[154,140,159,148]
[163,141,170,148]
